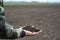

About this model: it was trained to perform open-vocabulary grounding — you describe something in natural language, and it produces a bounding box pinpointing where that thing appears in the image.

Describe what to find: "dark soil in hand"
[22,25,40,32]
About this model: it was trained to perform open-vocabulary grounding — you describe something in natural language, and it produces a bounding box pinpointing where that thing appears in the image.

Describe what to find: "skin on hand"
[23,25,43,36]
[20,25,42,36]
[24,29,42,36]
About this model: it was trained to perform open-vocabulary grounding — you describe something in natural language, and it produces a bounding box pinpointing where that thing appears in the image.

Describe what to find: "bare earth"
[3,5,60,40]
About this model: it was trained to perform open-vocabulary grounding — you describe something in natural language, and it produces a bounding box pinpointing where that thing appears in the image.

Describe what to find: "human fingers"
[36,30,42,34]
[33,30,42,34]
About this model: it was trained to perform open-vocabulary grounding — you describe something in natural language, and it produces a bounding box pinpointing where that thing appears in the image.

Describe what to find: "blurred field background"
[4,1,60,6]
[3,1,60,40]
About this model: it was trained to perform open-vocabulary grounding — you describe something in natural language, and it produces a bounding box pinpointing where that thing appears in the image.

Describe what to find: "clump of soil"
[22,25,40,32]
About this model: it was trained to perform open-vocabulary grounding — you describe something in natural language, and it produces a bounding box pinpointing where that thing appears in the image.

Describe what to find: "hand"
[20,25,42,36]
[24,29,42,36]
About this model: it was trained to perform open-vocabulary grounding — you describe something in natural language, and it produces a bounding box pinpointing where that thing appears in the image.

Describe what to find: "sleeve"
[5,22,25,39]
[0,6,25,39]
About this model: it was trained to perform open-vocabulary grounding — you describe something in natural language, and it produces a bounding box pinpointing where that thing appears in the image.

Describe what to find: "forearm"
[5,23,25,39]
[6,29,25,39]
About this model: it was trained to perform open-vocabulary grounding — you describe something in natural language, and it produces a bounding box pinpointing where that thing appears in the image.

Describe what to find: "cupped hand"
[20,25,42,36]
[24,29,42,36]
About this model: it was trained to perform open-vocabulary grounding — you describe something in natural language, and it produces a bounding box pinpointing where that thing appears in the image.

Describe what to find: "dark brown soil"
[4,5,60,40]
[22,25,40,32]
